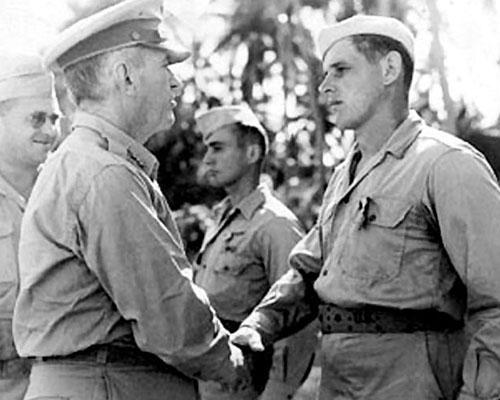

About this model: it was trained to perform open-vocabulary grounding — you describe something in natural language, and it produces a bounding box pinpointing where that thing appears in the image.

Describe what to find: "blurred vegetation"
[62,0,500,259]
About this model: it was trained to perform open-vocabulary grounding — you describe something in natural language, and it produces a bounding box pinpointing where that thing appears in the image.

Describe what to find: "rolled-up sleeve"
[78,164,234,382]
[428,149,500,399]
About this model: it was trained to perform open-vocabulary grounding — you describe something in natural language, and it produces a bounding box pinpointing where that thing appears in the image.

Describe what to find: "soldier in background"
[195,104,318,400]
[0,51,58,400]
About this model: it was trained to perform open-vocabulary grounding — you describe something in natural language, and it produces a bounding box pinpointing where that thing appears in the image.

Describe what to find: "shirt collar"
[72,111,159,179]
[214,184,268,221]
[0,172,26,209]
[381,110,424,159]
[236,184,267,220]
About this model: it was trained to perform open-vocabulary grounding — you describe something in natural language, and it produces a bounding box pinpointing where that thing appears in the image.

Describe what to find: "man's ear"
[246,143,262,164]
[112,61,137,95]
[380,50,403,86]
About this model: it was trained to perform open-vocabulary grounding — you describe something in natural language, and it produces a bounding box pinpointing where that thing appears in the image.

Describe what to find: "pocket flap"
[214,253,248,276]
[368,197,412,228]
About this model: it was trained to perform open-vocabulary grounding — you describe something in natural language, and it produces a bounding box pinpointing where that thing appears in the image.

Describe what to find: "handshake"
[219,327,272,396]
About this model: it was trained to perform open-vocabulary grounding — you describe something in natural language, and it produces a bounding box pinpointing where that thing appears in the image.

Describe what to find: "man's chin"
[205,176,225,189]
[145,128,173,151]
[207,179,221,188]
[153,115,175,136]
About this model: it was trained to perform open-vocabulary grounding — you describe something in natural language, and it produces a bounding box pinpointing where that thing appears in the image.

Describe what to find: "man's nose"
[42,120,60,144]
[203,150,214,165]
[319,76,334,94]
[170,73,182,97]
[41,120,57,136]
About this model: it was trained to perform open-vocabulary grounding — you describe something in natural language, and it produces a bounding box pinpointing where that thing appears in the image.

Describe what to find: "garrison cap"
[196,105,269,155]
[43,0,191,70]
[317,15,415,62]
[0,51,53,103]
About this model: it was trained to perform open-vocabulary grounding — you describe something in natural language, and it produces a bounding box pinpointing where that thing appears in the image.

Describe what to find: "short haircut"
[63,46,146,106]
[233,123,267,163]
[350,34,414,92]
[63,52,109,105]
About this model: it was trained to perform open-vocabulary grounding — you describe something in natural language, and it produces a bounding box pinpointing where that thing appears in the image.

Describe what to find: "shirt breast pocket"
[341,197,412,283]
[214,230,250,277]
[0,221,18,316]
[214,253,249,276]
[0,222,17,283]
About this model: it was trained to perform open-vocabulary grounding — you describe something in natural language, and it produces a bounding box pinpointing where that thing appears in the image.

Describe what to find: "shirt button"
[322,270,328,276]
[368,214,376,222]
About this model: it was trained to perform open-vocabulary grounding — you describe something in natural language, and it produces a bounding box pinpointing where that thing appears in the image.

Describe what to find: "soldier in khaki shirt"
[0,51,58,400]
[194,105,318,400]
[233,15,500,400]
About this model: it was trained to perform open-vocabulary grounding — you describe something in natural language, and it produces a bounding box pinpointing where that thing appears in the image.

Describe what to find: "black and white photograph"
[1,1,500,399]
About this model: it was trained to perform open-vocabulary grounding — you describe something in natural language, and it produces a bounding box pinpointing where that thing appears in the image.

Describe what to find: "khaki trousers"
[318,330,465,400]
[24,359,198,400]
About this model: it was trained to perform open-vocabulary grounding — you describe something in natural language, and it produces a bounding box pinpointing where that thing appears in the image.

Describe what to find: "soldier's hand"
[230,326,265,352]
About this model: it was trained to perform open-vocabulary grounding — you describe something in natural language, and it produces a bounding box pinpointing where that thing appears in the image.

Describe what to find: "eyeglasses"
[28,111,60,129]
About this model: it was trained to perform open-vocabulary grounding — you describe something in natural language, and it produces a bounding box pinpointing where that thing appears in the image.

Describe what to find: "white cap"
[317,15,415,61]
[43,0,190,70]
[0,51,52,102]
[196,105,269,154]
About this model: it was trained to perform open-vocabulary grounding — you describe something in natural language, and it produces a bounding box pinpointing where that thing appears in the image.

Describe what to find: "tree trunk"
[426,0,457,133]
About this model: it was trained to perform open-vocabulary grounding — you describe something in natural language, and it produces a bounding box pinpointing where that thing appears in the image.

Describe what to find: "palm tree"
[196,0,331,222]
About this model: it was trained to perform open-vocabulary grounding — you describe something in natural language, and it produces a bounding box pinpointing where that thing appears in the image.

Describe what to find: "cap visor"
[145,42,190,64]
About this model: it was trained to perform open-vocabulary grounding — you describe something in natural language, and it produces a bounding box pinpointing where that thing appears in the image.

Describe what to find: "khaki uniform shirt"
[243,111,500,399]
[0,174,25,361]
[194,184,303,322]
[13,111,236,383]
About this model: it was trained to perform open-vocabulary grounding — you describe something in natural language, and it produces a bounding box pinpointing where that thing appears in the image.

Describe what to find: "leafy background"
[2,0,500,260]
[148,0,500,260]
[2,1,500,396]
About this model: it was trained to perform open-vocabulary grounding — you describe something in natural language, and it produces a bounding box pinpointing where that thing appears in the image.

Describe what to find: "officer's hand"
[231,326,265,352]
[220,343,252,393]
